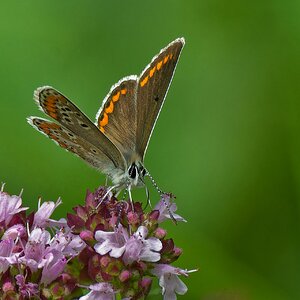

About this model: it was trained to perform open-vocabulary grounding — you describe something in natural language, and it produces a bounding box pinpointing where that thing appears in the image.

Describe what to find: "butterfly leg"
[143,184,152,210]
[127,185,134,212]
[96,185,117,210]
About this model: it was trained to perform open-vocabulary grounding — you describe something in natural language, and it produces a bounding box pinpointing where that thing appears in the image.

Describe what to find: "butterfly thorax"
[108,160,146,189]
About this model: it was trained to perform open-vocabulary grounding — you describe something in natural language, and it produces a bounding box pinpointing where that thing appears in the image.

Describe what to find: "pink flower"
[0,191,28,226]
[151,264,197,300]
[15,274,39,298]
[94,225,128,258]
[0,239,19,273]
[155,194,186,223]
[79,283,115,300]
[51,228,85,256]
[2,224,26,240]
[40,249,67,285]
[95,225,162,265]
[21,228,51,271]
[33,198,62,227]
[122,226,162,265]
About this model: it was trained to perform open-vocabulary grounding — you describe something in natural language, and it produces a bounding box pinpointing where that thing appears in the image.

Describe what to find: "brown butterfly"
[28,38,185,198]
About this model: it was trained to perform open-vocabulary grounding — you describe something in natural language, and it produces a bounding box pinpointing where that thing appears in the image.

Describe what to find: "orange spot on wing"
[163,55,169,64]
[105,101,114,114]
[112,91,120,102]
[140,76,149,87]
[149,66,156,77]
[59,142,68,149]
[170,53,173,59]
[48,133,56,139]
[157,60,163,70]
[39,122,47,129]
[49,112,58,119]
[121,88,127,95]
[46,106,56,113]
[46,95,57,106]
[99,113,108,127]
[99,127,105,133]
[42,127,50,134]
[48,123,60,129]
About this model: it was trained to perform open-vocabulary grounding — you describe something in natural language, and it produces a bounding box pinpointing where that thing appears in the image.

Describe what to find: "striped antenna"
[145,170,177,225]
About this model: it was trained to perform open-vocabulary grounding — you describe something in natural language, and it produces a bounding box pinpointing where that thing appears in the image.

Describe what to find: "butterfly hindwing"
[136,38,185,159]
[28,117,125,178]
[33,86,126,171]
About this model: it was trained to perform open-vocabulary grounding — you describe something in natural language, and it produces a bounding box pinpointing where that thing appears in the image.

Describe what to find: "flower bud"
[80,230,94,245]
[154,227,167,239]
[119,270,131,282]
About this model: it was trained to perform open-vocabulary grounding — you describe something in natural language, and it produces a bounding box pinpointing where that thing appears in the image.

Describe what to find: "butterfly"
[28,37,185,197]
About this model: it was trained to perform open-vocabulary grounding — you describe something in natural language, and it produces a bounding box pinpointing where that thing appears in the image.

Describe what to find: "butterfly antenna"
[161,194,177,225]
[145,169,164,194]
[146,169,177,225]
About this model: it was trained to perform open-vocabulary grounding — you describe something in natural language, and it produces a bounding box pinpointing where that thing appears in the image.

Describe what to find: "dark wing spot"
[62,113,69,117]
[65,118,71,123]
[68,132,74,137]
[81,123,88,128]
[154,95,159,102]
[65,107,71,112]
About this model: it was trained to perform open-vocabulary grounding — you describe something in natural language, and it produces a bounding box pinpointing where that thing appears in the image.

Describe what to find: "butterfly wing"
[95,76,138,162]
[28,117,125,179]
[135,38,185,160]
[32,86,127,173]
[95,38,185,165]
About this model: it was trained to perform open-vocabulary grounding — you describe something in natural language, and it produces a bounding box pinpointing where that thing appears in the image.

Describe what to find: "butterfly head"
[127,162,147,187]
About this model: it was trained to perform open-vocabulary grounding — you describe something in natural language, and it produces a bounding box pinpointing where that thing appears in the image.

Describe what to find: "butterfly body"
[28,38,185,191]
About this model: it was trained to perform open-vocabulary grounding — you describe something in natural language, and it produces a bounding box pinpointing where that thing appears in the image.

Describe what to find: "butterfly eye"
[128,164,137,179]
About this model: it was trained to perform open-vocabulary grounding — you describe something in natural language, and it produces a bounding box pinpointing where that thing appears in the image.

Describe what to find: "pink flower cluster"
[0,186,84,299]
[0,185,196,299]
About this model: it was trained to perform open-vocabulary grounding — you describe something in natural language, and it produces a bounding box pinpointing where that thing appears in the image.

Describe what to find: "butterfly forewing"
[34,87,126,171]
[136,38,185,159]
[95,77,138,162]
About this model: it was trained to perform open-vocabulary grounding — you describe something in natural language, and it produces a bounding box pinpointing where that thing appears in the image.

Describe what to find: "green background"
[0,1,299,299]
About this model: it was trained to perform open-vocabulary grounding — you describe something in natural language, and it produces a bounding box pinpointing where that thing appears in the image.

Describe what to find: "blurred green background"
[1,1,299,299]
